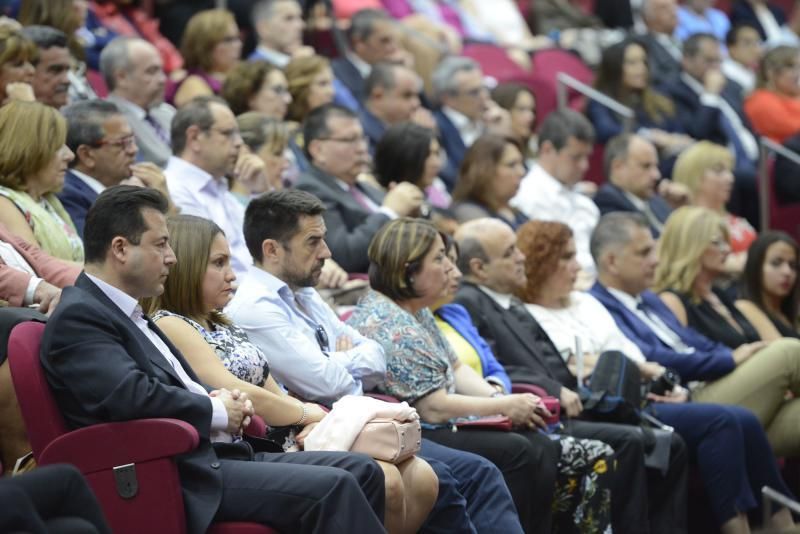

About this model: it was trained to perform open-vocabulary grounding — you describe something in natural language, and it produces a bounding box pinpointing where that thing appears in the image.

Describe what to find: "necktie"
[145,113,170,145]
[349,184,373,212]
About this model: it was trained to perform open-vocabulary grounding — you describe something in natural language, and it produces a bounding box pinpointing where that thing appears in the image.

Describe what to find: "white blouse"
[525,291,646,364]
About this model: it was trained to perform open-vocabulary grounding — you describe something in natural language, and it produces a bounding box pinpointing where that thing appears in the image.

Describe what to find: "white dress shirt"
[0,241,40,304]
[722,59,756,94]
[441,106,484,149]
[254,45,291,68]
[164,157,252,278]
[225,266,386,405]
[70,169,107,195]
[526,291,647,364]
[510,163,599,275]
[85,273,231,441]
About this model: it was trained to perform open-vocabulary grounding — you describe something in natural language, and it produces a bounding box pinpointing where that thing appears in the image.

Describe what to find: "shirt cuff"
[699,93,722,107]
[377,206,398,220]
[486,376,506,392]
[24,276,43,306]
[209,396,229,432]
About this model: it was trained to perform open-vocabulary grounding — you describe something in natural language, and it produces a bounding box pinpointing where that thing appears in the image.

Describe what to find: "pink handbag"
[350,418,422,464]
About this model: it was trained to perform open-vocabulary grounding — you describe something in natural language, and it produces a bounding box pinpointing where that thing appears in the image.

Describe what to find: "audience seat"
[764,158,800,241]
[530,48,594,113]
[6,320,276,534]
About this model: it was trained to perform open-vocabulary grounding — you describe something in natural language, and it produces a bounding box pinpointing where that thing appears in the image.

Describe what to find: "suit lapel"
[310,166,372,215]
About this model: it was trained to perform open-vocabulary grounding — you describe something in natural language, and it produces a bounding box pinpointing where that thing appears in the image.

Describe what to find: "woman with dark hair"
[589,38,693,154]
[491,83,537,161]
[349,217,617,534]
[222,60,292,118]
[517,218,798,533]
[736,231,800,339]
[451,134,528,229]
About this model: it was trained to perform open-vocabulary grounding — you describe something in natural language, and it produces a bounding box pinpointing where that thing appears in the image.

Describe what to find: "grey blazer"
[106,95,175,168]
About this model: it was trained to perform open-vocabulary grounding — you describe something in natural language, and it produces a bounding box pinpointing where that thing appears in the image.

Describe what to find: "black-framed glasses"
[314,324,329,352]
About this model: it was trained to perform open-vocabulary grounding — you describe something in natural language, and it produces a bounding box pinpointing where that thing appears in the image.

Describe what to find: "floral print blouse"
[153,310,271,387]
[347,290,457,403]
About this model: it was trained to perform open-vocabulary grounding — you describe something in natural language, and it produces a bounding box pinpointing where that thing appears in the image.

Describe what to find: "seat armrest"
[40,418,199,472]
[512,383,550,397]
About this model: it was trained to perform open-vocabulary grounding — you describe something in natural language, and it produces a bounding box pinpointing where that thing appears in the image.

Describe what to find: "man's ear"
[260,238,281,263]
[307,138,324,164]
[185,124,203,153]
[109,236,128,263]
[468,257,486,281]
[75,144,96,169]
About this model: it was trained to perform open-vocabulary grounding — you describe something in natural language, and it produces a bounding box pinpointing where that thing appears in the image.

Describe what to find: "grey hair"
[347,9,393,45]
[590,212,650,267]
[455,236,490,275]
[99,37,140,91]
[364,62,399,96]
[431,56,480,102]
[603,133,634,179]
[62,100,123,166]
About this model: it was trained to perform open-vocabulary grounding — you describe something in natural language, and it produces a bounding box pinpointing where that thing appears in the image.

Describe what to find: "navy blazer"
[332,57,366,103]
[57,170,99,238]
[358,106,386,157]
[730,0,787,40]
[638,33,682,89]
[592,183,672,237]
[433,110,467,192]
[295,165,389,273]
[41,273,231,533]
[590,282,737,380]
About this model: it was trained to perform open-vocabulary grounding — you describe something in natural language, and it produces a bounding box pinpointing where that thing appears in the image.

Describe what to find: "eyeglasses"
[318,135,367,145]
[314,324,329,352]
[94,134,136,150]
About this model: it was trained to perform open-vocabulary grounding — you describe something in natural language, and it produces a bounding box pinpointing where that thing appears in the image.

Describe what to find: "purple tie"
[349,185,373,212]
[145,114,170,145]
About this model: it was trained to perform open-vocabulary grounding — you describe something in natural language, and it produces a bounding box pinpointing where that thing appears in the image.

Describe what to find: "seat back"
[6,321,67,458]
[531,48,594,113]
[766,156,800,240]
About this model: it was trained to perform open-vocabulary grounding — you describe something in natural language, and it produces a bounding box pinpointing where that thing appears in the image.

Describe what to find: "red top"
[744,89,800,143]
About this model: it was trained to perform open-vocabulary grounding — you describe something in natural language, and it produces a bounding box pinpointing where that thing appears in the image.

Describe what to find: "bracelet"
[294,404,308,426]
[491,391,505,398]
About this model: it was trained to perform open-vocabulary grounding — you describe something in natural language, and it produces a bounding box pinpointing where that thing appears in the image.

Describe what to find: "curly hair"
[221,60,276,116]
[515,220,573,303]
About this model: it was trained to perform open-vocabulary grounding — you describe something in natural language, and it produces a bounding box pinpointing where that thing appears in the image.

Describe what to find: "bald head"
[455,218,526,293]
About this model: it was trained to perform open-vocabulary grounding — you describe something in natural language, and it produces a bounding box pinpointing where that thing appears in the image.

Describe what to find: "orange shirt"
[744,89,800,144]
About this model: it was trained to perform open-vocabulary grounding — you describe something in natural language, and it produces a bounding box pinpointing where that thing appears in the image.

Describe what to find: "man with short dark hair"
[20,26,70,109]
[59,100,172,237]
[249,0,309,67]
[228,188,526,534]
[296,103,423,273]
[593,134,673,236]
[165,96,266,277]
[723,23,763,95]
[101,37,174,167]
[41,185,387,534]
[510,109,598,277]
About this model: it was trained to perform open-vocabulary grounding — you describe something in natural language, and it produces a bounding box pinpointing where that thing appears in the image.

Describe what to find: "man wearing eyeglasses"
[59,100,174,238]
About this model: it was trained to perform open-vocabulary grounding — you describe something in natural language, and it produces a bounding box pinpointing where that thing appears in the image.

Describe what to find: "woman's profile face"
[250,70,291,119]
[420,138,442,189]
[761,240,798,301]
[493,143,525,204]
[700,230,731,276]
[540,237,580,301]
[697,161,734,210]
[29,144,74,194]
[772,56,800,96]
[211,22,242,73]
[509,90,536,141]
[0,54,35,100]
[622,43,649,91]
[306,66,335,111]
[256,141,289,191]
[410,233,454,305]
[202,232,237,313]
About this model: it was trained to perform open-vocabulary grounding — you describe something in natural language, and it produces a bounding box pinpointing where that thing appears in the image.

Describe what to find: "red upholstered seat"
[7,320,275,534]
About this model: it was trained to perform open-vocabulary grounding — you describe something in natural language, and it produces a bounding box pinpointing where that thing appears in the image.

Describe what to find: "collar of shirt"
[477,284,513,310]
[345,50,372,79]
[85,272,140,318]
[622,189,648,211]
[528,163,572,197]
[241,265,318,315]
[165,156,222,194]
[109,95,147,121]
[654,32,682,60]
[681,72,715,102]
[256,45,290,68]
[722,59,755,91]
[70,168,107,195]
[606,286,643,314]
[441,106,483,145]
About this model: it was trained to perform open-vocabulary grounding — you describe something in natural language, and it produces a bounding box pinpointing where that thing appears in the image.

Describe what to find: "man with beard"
[295,103,424,273]
[59,100,173,237]
[164,96,266,278]
[226,188,527,534]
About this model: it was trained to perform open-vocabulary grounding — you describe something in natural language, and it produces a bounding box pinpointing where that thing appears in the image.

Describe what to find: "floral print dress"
[348,290,614,534]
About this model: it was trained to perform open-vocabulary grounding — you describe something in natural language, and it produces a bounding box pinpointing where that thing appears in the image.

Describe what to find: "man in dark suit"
[40,185,386,533]
[660,32,760,225]
[639,0,682,88]
[295,104,424,273]
[452,217,689,534]
[594,134,674,237]
[59,100,171,237]
[332,9,404,105]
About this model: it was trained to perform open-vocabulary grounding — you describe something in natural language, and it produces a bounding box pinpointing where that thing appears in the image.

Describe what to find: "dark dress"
[666,288,760,348]
[768,312,800,339]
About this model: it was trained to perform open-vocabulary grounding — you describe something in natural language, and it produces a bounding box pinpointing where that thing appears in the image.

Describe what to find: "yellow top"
[435,317,483,377]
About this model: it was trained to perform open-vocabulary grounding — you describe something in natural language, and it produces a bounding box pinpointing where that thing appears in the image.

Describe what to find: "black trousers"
[422,427,559,534]
[565,419,689,534]
[214,450,386,534]
[0,464,111,534]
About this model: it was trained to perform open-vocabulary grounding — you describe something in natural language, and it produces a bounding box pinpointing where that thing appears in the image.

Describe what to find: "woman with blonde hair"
[285,54,335,124]
[144,214,439,534]
[0,25,36,105]
[744,45,800,143]
[654,205,800,457]
[0,101,82,261]
[672,141,756,271]
[168,9,242,108]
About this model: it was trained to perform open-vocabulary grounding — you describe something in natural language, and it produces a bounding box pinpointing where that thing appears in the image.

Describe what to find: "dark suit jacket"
[453,281,575,396]
[40,274,228,533]
[57,171,99,238]
[730,0,787,40]
[433,110,467,192]
[589,282,737,381]
[332,57,366,103]
[593,183,672,237]
[358,106,386,157]
[639,33,682,89]
[295,166,390,273]
[773,132,800,203]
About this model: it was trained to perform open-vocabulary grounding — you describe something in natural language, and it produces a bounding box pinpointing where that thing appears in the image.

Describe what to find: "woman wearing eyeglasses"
[143,214,440,534]
[0,100,83,262]
[222,61,292,120]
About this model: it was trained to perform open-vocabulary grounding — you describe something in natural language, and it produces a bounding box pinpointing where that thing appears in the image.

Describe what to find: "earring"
[409,277,415,284]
